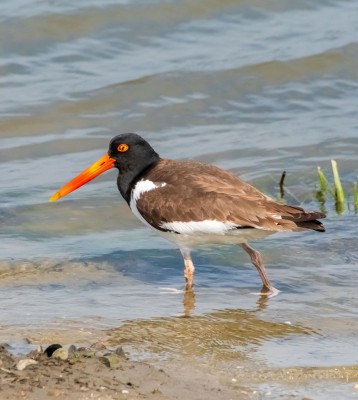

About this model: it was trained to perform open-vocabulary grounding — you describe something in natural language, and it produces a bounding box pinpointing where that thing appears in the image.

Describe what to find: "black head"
[49,133,159,203]
[108,133,160,200]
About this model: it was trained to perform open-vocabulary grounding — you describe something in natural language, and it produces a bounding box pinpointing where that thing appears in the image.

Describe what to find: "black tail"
[281,207,326,232]
[296,219,325,232]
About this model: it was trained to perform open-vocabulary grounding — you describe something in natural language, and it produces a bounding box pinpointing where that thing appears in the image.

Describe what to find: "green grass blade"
[331,159,345,206]
[331,160,344,202]
[354,181,358,213]
[317,166,328,192]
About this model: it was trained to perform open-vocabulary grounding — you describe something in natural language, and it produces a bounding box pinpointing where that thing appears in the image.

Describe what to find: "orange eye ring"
[117,143,129,152]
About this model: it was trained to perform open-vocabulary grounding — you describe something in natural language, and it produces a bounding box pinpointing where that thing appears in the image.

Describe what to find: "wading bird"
[50,133,325,296]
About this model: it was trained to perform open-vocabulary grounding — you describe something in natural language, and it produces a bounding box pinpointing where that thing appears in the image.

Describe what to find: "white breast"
[130,179,165,228]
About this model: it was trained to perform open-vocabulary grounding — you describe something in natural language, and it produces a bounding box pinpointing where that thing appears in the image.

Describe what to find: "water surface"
[0,1,357,398]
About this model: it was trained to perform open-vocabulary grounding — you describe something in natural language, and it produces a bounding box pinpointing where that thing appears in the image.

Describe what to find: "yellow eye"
[117,143,129,152]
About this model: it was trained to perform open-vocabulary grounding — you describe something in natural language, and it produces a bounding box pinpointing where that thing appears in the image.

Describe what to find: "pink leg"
[241,242,279,297]
[183,290,196,316]
[180,248,195,291]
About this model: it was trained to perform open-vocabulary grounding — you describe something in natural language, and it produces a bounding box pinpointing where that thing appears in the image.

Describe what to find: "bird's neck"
[117,157,160,204]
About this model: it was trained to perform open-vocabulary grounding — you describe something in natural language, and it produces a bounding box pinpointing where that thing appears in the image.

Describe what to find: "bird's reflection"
[182,290,196,317]
[106,300,313,362]
[182,286,271,317]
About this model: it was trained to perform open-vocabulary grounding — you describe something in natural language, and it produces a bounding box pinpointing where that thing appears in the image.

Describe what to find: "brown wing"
[136,159,325,232]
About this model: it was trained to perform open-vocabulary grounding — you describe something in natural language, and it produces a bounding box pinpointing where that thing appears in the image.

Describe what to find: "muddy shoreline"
[0,339,239,400]
[1,333,357,400]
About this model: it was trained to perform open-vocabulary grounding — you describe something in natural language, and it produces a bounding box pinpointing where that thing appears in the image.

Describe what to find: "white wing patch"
[160,220,240,235]
[131,180,160,202]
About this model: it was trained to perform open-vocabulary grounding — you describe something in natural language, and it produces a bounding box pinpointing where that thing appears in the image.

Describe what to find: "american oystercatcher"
[50,133,325,296]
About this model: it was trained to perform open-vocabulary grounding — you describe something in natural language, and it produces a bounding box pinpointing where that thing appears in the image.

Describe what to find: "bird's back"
[135,158,325,233]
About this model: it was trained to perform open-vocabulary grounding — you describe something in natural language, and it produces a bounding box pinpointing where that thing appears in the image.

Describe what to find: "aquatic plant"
[316,160,357,214]
[354,181,358,213]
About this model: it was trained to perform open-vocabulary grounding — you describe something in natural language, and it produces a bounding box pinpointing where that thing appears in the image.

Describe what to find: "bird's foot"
[250,286,280,298]
[159,287,184,294]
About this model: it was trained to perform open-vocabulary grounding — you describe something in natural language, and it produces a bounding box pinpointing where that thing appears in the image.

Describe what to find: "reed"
[353,181,358,212]
[279,171,286,199]
[331,160,344,205]
[317,166,328,193]
[316,161,358,214]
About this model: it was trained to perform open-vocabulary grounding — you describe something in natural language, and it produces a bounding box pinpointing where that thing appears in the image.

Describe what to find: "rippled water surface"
[1,1,357,398]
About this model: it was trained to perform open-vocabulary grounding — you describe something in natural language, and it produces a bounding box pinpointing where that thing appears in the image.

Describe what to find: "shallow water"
[0,0,357,398]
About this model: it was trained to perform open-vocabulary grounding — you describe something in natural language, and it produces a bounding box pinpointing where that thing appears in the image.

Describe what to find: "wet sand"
[1,326,358,400]
[0,340,237,400]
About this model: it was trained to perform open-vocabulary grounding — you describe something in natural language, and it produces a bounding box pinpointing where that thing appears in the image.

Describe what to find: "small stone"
[90,342,107,351]
[76,347,94,358]
[52,347,69,360]
[47,389,62,397]
[231,378,237,382]
[44,344,62,357]
[68,345,76,355]
[16,359,38,371]
[99,355,122,368]
[115,346,126,358]
[121,389,129,394]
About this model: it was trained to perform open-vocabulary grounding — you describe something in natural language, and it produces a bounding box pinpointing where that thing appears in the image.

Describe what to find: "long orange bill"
[49,153,116,202]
